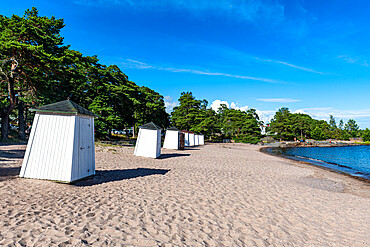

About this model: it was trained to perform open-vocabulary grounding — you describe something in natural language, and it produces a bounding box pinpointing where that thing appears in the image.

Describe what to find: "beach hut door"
[79,117,93,177]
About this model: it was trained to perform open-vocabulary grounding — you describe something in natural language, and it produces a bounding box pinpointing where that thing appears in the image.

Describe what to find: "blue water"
[269,145,370,180]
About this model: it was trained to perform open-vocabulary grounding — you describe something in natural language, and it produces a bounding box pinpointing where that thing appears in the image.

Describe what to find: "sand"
[0,143,369,246]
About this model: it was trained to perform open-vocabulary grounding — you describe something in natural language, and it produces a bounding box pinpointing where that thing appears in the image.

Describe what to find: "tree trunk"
[1,67,16,142]
[125,126,129,139]
[107,128,111,140]
[1,115,10,141]
[18,101,26,140]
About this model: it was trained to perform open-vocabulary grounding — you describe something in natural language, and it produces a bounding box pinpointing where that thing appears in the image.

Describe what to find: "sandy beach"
[0,143,369,246]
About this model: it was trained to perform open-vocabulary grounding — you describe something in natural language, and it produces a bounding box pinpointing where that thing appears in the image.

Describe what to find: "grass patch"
[354,141,370,145]
[107,148,117,153]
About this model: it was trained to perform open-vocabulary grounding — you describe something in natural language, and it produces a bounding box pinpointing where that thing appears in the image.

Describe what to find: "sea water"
[269,145,370,180]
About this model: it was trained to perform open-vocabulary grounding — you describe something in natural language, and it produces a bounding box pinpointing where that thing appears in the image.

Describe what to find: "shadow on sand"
[73,168,170,186]
[158,153,190,159]
[0,167,21,180]
[184,147,200,151]
[0,148,25,181]
[0,149,26,160]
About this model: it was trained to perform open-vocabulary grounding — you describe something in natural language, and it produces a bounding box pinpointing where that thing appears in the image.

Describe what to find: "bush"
[363,128,370,142]
[233,134,260,144]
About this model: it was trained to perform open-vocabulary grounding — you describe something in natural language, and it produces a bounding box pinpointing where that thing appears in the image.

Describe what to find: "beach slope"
[0,143,369,246]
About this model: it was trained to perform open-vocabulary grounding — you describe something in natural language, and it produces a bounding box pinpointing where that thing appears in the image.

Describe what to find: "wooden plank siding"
[189,133,195,146]
[184,132,190,147]
[195,135,199,146]
[199,134,205,145]
[163,130,179,150]
[134,129,162,158]
[20,113,95,182]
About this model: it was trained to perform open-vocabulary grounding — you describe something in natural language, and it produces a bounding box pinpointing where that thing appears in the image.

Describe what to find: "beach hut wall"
[163,127,180,150]
[195,134,199,146]
[19,100,98,182]
[134,122,162,158]
[183,131,190,147]
[189,133,195,146]
[199,134,205,145]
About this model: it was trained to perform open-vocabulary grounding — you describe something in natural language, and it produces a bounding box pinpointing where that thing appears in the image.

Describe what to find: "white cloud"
[291,107,370,128]
[255,57,327,74]
[231,102,249,112]
[210,99,250,113]
[74,0,285,24]
[256,110,275,124]
[211,99,275,124]
[293,109,307,114]
[208,101,370,128]
[125,59,153,69]
[251,108,370,127]
[257,98,301,103]
[294,107,370,120]
[164,96,178,113]
[122,59,284,84]
[174,41,329,75]
[210,100,229,112]
[338,55,369,67]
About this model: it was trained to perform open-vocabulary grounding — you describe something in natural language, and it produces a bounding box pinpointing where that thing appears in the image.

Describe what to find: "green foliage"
[170,92,219,137]
[344,119,359,138]
[0,7,71,140]
[0,8,366,143]
[0,8,170,140]
[189,108,219,138]
[268,108,296,141]
[338,119,344,129]
[362,128,370,142]
[171,92,205,130]
[267,108,360,141]
[329,115,337,130]
[135,86,170,129]
[171,92,262,143]
[82,62,139,138]
[218,106,262,143]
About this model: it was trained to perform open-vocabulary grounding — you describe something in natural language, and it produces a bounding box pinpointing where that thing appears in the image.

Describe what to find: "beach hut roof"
[183,131,195,134]
[139,122,162,130]
[30,100,98,117]
[167,126,179,131]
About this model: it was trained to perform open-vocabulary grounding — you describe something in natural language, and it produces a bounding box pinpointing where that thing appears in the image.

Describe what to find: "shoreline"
[260,146,370,184]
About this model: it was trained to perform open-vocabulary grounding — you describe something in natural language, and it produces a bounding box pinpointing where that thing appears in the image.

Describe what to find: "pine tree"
[0,8,69,140]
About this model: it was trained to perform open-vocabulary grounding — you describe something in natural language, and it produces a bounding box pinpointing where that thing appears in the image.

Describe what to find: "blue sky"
[3,0,370,127]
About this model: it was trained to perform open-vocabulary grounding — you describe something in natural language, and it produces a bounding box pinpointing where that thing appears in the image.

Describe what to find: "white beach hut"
[195,134,199,146]
[134,122,162,158]
[199,134,205,145]
[189,132,195,146]
[163,126,180,150]
[183,131,190,147]
[19,100,98,183]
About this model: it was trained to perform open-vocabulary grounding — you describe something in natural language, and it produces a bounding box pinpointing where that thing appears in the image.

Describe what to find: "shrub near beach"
[362,129,370,142]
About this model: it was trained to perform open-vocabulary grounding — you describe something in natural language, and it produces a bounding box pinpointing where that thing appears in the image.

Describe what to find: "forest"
[0,8,170,141]
[268,107,370,142]
[1,8,369,144]
[0,8,263,144]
